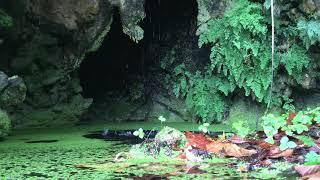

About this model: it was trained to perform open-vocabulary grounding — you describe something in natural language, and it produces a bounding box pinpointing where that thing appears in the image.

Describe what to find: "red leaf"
[177,153,186,159]
[184,132,213,150]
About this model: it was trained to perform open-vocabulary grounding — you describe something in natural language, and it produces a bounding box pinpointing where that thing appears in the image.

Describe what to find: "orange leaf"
[184,132,213,150]
[206,141,257,157]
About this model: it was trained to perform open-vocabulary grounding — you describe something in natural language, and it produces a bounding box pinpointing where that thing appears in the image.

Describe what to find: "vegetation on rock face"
[0,110,11,138]
[162,0,319,123]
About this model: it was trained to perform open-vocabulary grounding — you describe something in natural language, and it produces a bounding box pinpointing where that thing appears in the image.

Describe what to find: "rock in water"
[155,126,187,146]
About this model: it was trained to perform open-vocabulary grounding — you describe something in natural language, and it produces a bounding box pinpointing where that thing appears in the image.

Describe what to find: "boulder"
[155,126,186,146]
[0,75,27,107]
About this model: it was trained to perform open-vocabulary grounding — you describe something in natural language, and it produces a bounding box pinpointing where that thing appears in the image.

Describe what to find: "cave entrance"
[79,9,143,100]
[79,0,199,121]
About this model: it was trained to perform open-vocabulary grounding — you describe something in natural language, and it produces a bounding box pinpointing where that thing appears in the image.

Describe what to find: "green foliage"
[262,107,320,144]
[198,123,210,133]
[305,151,320,165]
[262,114,287,144]
[280,45,310,82]
[171,64,229,122]
[197,0,311,108]
[232,121,250,138]
[0,9,13,29]
[199,0,272,103]
[133,128,145,139]
[297,19,320,49]
[185,73,227,122]
[0,110,11,138]
[296,135,315,147]
[279,136,297,151]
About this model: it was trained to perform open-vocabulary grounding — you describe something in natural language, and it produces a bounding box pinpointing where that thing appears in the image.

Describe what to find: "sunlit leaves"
[133,128,145,139]
[279,136,297,151]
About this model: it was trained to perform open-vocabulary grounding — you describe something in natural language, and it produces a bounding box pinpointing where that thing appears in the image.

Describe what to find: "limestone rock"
[0,75,26,107]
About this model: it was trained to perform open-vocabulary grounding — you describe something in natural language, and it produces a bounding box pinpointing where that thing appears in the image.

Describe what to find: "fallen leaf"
[257,141,274,149]
[184,132,213,150]
[177,153,186,159]
[269,146,293,158]
[206,141,257,157]
[295,165,320,176]
[230,135,248,144]
[301,171,320,180]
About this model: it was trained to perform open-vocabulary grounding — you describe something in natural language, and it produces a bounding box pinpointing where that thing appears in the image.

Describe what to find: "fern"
[198,0,311,107]
[280,45,310,82]
[199,0,272,103]
[0,10,13,29]
[186,72,227,122]
[297,19,320,49]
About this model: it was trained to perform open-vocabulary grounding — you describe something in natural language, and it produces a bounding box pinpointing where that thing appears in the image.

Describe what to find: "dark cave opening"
[79,8,143,100]
[79,0,199,119]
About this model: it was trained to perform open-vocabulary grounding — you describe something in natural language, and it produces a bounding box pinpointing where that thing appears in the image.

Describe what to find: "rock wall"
[0,0,148,127]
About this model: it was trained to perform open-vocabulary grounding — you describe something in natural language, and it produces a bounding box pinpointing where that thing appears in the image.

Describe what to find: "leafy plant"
[279,136,297,151]
[305,151,320,165]
[158,115,166,124]
[133,128,145,139]
[262,114,287,144]
[198,123,210,134]
[296,136,315,147]
[232,121,250,138]
[262,107,320,144]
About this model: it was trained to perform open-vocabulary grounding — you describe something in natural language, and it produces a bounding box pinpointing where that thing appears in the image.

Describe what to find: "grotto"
[79,0,203,122]
[1,0,320,179]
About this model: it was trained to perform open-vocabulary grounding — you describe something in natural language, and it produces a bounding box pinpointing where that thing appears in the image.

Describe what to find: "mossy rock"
[0,110,11,138]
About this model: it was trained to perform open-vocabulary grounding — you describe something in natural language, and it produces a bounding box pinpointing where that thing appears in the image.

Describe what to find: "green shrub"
[0,110,11,138]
